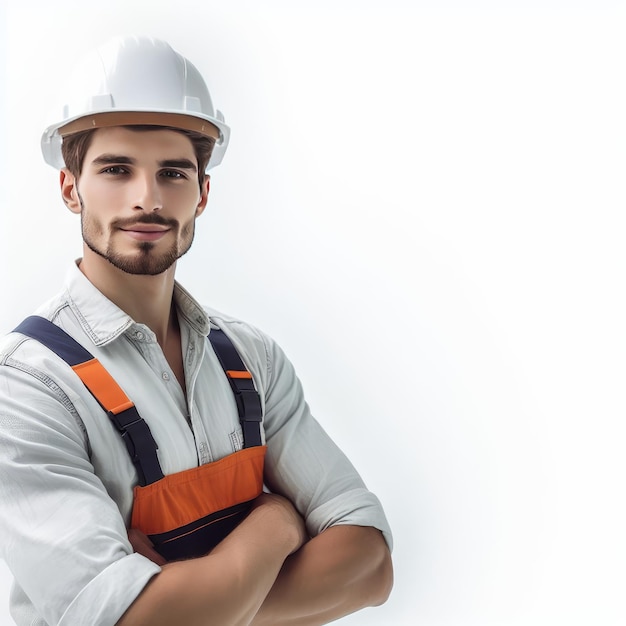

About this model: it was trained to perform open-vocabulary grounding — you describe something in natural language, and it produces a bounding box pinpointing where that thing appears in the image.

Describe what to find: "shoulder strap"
[12,317,264,481]
[208,327,263,448]
[13,316,164,486]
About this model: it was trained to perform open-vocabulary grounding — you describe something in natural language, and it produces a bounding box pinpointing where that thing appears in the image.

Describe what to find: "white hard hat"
[41,36,230,171]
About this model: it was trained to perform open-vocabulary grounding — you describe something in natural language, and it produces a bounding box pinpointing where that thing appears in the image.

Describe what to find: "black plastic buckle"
[107,407,163,485]
[108,405,143,433]
[236,389,263,422]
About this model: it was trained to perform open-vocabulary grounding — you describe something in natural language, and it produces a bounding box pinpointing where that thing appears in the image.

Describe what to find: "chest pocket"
[14,316,266,561]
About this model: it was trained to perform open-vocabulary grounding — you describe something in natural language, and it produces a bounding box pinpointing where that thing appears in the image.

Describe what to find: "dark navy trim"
[208,328,263,448]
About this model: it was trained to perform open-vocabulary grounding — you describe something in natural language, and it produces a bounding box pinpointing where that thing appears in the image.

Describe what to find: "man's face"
[65,127,208,276]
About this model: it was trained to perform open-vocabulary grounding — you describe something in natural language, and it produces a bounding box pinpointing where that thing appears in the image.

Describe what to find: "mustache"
[111,214,179,229]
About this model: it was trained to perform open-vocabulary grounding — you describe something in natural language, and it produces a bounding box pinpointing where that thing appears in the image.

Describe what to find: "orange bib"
[131,446,266,560]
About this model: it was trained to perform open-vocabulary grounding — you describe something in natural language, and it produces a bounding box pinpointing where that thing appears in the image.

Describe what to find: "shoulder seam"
[2,356,91,451]
[260,331,273,383]
[0,335,29,364]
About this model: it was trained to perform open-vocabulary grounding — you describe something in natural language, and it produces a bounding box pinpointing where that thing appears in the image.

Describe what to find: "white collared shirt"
[0,262,392,626]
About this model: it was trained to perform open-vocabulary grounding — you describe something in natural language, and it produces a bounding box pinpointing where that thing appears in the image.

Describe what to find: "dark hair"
[61,125,215,189]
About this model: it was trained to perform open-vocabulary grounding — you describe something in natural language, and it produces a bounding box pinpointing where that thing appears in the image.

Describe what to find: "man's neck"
[78,250,178,347]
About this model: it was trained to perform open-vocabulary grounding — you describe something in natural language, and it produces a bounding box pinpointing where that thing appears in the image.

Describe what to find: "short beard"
[79,193,195,275]
[84,236,188,276]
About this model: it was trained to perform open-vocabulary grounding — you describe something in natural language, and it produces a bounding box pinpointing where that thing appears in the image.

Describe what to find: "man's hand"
[128,528,167,566]
[250,492,308,554]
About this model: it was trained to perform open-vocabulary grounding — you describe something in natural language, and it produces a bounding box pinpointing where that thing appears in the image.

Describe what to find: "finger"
[128,528,168,566]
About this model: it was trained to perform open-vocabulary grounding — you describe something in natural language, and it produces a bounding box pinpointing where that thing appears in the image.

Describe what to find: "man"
[0,36,392,625]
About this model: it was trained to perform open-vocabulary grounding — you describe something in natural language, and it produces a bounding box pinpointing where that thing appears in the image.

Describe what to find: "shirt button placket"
[198,441,209,464]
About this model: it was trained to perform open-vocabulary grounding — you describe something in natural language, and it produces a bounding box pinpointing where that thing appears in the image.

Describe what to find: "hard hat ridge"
[41,36,230,172]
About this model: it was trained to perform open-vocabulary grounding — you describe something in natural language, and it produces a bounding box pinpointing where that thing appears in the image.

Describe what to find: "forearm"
[251,525,393,626]
[117,501,300,626]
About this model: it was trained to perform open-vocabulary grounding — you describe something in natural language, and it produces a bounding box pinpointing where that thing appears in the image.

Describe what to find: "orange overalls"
[15,316,266,562]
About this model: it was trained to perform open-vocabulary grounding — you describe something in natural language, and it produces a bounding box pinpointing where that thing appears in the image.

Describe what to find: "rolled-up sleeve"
[0,364,160,626]
[258,332,393,551]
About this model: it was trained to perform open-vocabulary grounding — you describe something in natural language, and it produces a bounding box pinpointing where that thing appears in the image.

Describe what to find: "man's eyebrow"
[158,158,198,172]
[91,154,136,166]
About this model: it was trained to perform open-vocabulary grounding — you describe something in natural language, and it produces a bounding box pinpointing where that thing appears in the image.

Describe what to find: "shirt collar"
[64,260,210,347]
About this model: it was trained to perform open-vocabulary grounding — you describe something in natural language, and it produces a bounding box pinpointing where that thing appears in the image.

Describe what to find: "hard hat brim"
[59,111,221,141]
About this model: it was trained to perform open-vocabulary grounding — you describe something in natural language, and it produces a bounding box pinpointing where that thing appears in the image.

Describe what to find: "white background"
[1,1,625,624]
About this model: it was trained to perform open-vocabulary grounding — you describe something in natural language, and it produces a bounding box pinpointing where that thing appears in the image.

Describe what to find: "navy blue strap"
[13,316,164,486]
[208,327,263,448]
[13,316,264,483]
[14,316,92,366]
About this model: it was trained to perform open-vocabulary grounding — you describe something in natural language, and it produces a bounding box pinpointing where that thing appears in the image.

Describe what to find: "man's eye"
[161,170,187,179]
[101,166,128,175]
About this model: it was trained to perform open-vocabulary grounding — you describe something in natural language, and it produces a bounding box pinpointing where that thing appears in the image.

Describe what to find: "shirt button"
[135,331,144,341]
[162,372,170,381]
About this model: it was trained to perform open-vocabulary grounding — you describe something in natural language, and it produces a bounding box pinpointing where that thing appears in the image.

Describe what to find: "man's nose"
[132,172,163,212]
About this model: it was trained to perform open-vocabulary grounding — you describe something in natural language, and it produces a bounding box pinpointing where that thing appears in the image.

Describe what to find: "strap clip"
[107,407,164,485]
[236,389,263,423]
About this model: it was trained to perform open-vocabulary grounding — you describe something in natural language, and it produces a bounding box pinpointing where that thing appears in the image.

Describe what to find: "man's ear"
[195,174,210,217]
[60,169,82,214]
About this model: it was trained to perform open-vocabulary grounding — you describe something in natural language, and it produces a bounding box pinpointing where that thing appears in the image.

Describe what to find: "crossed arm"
[119,493,393,626]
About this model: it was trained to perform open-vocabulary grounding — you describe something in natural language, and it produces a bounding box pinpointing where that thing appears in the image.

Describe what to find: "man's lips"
[119,225,172,241]
[122,225,169,232]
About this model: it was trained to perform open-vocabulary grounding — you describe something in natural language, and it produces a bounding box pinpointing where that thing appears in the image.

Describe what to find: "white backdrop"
[1,1,625,625]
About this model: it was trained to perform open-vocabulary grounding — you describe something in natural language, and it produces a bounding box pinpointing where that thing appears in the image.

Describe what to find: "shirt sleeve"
[256,330,393,551]
[0,360,160,626]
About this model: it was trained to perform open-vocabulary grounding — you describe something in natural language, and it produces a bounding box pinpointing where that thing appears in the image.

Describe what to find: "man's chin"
[102,249,178,276]
[109,258,177,276]
[83,236,189,276]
